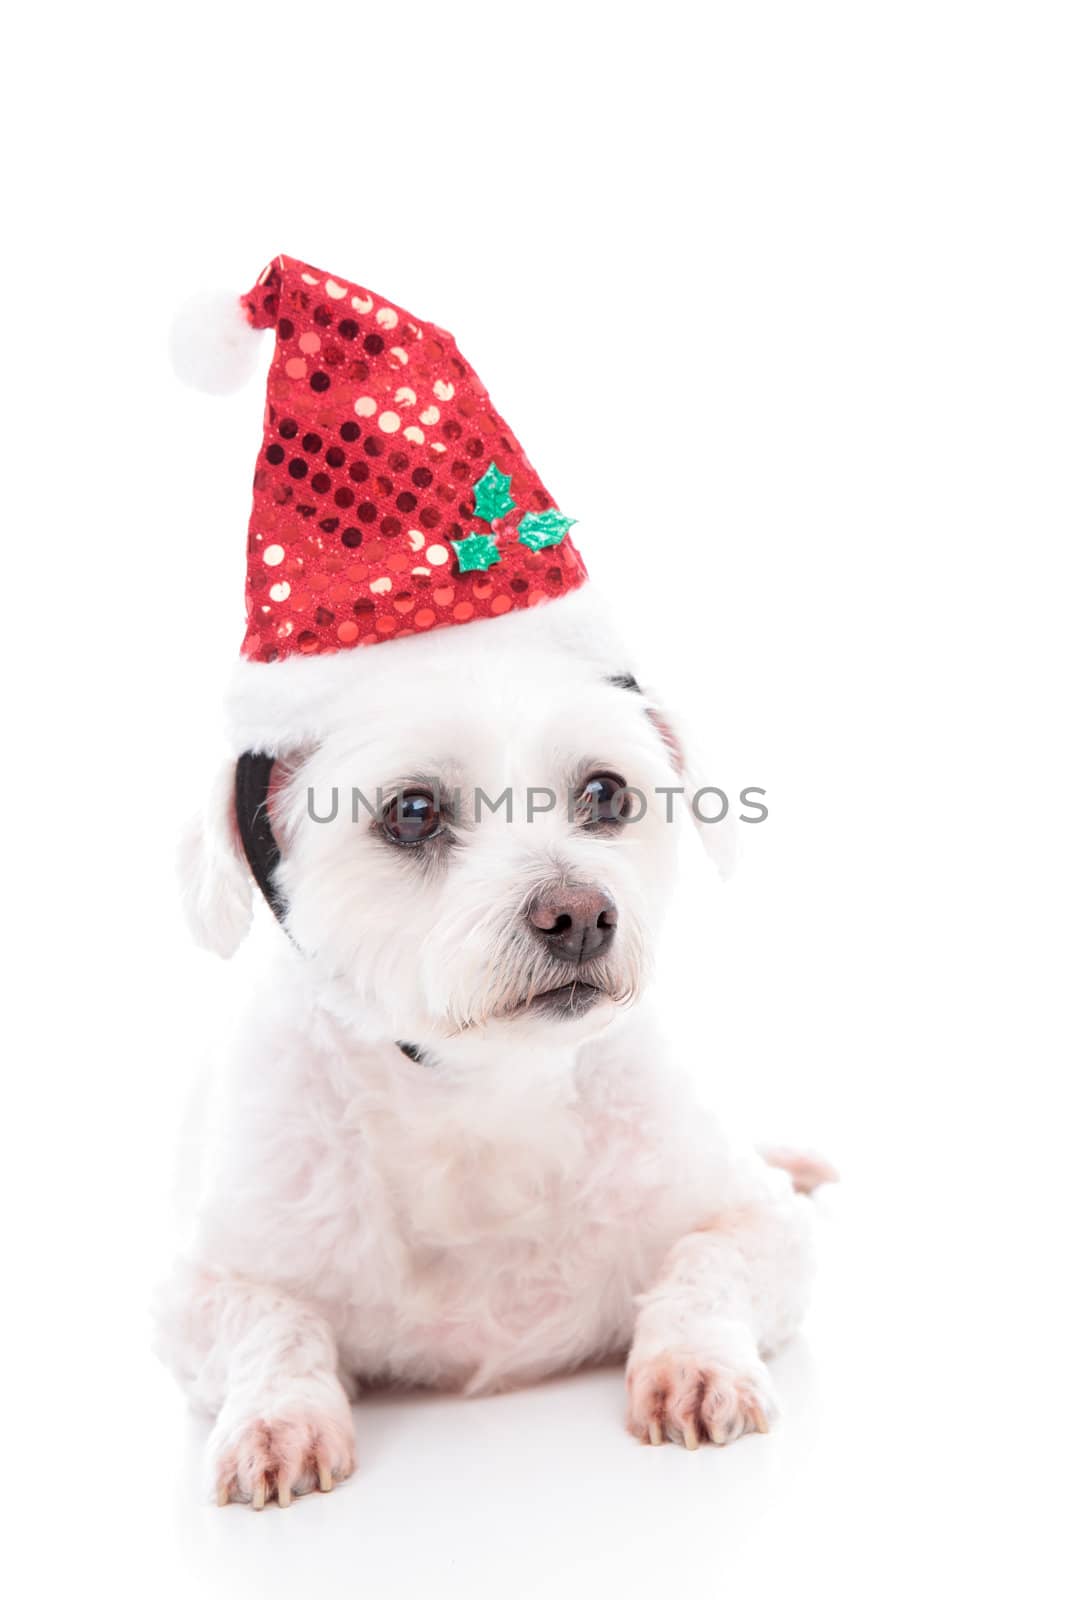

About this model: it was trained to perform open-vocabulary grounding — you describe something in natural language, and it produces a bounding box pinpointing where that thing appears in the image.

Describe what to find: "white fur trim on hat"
[224,585,624,755]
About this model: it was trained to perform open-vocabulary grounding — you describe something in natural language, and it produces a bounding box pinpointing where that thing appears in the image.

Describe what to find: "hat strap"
[234,753,287,924]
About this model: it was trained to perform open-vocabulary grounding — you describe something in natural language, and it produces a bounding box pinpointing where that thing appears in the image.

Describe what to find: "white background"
[5,2,1065,1595]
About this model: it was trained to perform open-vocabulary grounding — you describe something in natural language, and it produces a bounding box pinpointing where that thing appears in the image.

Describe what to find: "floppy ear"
[177,759,254,957]
[643,696,741,880]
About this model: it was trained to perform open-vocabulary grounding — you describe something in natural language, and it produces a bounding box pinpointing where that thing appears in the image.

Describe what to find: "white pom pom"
[170,290,263,396]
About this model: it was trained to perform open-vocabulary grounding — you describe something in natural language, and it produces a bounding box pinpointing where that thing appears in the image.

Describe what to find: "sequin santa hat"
[175,254,589,749]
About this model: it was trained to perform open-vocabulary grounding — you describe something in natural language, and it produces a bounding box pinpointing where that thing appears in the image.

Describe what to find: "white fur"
[157,586,823,1506]
[170,290,262,396]
[178,759,253,956]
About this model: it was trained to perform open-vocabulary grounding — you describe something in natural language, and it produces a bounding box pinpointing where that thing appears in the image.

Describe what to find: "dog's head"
[181,594,731,1055]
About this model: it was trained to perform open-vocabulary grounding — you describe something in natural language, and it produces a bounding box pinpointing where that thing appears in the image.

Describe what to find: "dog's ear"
[641,692,740,879]
[177,760,254,957]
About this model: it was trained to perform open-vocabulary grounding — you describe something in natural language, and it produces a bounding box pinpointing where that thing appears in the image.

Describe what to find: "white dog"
[156,583,832,1508]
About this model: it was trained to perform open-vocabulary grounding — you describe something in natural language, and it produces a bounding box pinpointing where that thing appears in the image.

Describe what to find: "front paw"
[210,1396,356,1509]
[625,1345,778,1449]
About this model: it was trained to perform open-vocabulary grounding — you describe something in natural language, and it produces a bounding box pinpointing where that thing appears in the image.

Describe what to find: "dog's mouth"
[522,981,607,1019]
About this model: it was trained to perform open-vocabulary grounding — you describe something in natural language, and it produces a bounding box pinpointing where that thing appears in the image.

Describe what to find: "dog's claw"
[213,1407,354,1511]
[629,1349,777,1455]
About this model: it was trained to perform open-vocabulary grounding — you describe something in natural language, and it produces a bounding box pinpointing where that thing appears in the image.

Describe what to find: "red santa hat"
[176,254,589,748]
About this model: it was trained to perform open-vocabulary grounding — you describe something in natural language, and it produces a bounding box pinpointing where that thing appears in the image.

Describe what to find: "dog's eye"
[576,772,631,827]
[382,789,443,845]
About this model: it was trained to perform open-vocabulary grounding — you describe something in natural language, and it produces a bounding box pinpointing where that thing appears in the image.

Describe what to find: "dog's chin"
[480,979,627,1046]
[517,981,608,1021]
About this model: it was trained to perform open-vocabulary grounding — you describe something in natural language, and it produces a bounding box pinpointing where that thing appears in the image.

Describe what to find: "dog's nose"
[527,885,618,965]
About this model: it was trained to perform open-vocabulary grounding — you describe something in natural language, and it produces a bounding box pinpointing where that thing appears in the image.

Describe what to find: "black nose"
[527,885,618,965]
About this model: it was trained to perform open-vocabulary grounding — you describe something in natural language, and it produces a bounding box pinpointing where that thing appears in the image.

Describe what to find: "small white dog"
[157,583,832,1509]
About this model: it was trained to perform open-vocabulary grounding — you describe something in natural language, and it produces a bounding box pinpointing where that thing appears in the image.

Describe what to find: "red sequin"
[239,256,587,662]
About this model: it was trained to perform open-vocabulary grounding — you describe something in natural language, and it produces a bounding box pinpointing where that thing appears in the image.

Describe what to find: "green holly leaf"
[451,531,501,573]
[472,462,516,522]
[516,509,576,552]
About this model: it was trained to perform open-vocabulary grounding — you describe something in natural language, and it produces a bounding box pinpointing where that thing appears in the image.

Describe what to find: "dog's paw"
[210,1400,356,1508]
[625,1346,778,1448]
